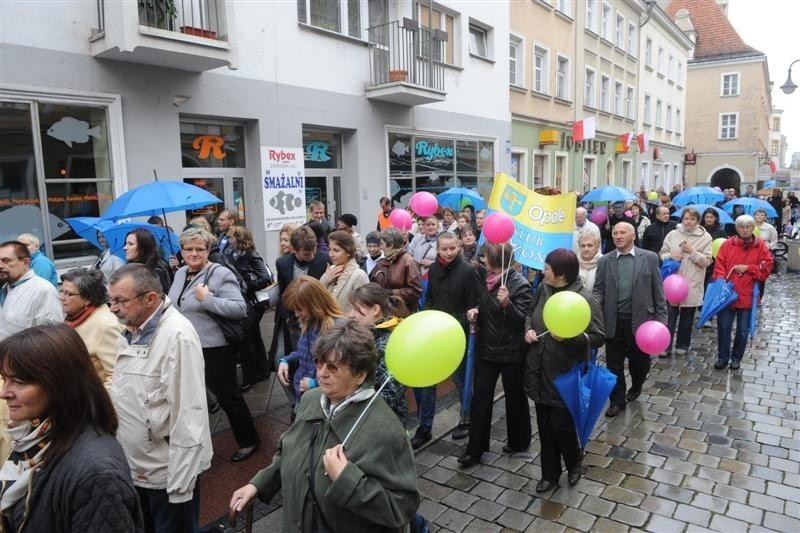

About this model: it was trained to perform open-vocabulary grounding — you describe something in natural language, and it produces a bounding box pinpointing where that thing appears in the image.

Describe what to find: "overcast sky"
[727,0,799,167]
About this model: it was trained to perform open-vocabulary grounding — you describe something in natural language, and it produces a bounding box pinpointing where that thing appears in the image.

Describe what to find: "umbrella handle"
[584,333,591,365]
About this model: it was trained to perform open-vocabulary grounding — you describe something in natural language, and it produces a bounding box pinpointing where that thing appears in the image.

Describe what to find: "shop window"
[302,131,342,169]
[180,123,246,168]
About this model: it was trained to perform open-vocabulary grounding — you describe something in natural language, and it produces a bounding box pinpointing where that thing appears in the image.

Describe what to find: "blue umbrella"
[762,180,776,189]
[437,187,487,212]
[672,204,734,225]
[553,346,618,448]
[749,282,759,343]
[672,186,725,207]
[660,259,681,280]
[460,322,477,421]
[67,217,179,260]
[101,181,222,221]
[696,277,738,328]
[65,216,115,249]
[721,198,779,218]
[580,186,638,204]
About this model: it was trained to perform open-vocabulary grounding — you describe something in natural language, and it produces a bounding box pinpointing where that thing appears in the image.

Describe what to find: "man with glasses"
[108,264,212,532]
[0,240,62,340]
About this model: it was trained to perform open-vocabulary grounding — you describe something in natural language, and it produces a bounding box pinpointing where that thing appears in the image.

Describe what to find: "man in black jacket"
[641,206,677,254]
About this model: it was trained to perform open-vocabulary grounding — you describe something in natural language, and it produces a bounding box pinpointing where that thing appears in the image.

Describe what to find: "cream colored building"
[770,110,788,169]
[667,0,772,191]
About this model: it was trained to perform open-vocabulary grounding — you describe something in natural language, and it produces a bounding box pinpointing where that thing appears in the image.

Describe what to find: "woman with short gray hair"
[369,228,422,311]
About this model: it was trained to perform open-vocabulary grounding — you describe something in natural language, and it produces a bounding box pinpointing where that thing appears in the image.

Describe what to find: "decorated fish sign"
[46,117,101,148]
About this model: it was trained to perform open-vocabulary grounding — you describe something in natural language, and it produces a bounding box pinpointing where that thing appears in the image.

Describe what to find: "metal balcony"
[365,19,447,106]
[91,0,236,72]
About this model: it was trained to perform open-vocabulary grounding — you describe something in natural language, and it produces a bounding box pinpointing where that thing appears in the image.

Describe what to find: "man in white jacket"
[108,264,212,532]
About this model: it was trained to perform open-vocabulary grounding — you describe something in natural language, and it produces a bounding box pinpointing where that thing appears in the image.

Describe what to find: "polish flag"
[619,132,634,151]
[769,160,777,173]
[572,117,596,141]
[636,132,649,154]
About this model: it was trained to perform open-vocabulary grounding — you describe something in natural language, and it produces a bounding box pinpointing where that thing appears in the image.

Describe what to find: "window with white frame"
[627,22,636,55]
[666,104,672,131]
[469,22,490,59]
[533,154,548,188]
[600,75,610,111]
[586,0,597,32]
[675,109,681,134]
[298,0,388,39]
[664,165,670,185]
[721,73,740,96]
[557,55,570,100]
[534,45,550,94]
[509,34,524,86]
[773,117,781,130]
[655,99,662,128]
[416,2,456,65]
[677,61,683,86]
[645,38,652,66]
[771,140,780,156]
[615,14,625,48]
[626,86,634,119]
[668,55,674,80]
[657,46,664,74]
[583,157,596,189]
[622,160,631,189]
[641,161,650,187]
[644,94,651,124]
[555,154,567,190]
[673,164,680,184]
[585,67,596,107]
[614,81,623,115]
[720,113,738,139]
[602,3,611,40]
[510,151,525,182]
[556,0,571,17]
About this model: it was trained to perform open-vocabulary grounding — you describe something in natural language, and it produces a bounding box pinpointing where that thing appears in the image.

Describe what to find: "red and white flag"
[619,132,634,151]
[572,117,596,141]
[636,132,649,154]
[769,160,777,173]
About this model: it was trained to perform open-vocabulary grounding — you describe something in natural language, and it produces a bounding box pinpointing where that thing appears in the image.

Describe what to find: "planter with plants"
[388,69,408,82]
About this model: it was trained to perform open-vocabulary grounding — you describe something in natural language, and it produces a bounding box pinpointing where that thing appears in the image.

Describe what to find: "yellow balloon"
[647,191,659,201]
[385,311,466,387]
[712,237,727,258]
[752,226,761,237]
[542,291,591,338]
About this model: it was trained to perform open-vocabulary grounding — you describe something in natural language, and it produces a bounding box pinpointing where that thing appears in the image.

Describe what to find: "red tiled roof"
[666,0,763,60]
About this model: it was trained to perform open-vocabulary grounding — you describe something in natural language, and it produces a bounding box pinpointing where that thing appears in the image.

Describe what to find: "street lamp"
[780,59,799,94]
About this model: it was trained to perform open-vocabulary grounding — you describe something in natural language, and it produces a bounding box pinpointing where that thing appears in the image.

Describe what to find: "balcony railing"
[367,19,446,91]
[138,0,225,40]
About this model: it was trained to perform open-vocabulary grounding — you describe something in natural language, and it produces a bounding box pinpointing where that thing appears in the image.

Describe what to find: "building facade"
[0,0,511,266]
[770,110,788,169]
[667,0,772,192]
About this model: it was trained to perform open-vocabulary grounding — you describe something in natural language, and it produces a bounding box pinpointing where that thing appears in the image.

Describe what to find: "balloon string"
[538,330,550,338]
[342,375,392,450]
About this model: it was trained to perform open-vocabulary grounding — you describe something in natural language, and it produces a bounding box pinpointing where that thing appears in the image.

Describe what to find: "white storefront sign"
[261,146,307,231]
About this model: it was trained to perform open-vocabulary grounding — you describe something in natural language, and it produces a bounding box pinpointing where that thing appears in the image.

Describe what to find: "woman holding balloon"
[458,241,532,467]
[659,207,713,356]
[524,249,605,492]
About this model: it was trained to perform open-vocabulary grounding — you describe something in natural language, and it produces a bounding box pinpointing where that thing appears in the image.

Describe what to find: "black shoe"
[457,452,480,467]
[568,467,582,486]
[452,424,469,440]
[239,383,254,393]
[208,401,221,414]
[714,360,728,370]
[502,444,529,453]
[605,404,625,418]
[410,429,432,450]
[535,479,557,493]
[626,388,642,402]
[730,360,741,370]
[231,440,260,462]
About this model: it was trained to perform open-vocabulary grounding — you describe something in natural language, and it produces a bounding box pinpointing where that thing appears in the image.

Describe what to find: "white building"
[770,110,788,169]
[0,0,511,266]
[637,3,693,191]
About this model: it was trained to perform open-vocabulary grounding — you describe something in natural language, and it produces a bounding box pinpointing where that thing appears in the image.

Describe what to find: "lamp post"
[780,59,799,94]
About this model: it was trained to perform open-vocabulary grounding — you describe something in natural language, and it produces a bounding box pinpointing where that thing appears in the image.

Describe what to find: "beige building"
[667,0,772,191]
[770,110,788,169]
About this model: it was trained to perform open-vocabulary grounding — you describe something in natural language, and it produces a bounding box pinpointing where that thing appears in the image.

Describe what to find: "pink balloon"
[663,274,690,305]
[409,191,438,217]
[483,212,515,243]
[388,208,413,231]
[635,321,671,356]
[624,210,633,218]
[590,206,608,225]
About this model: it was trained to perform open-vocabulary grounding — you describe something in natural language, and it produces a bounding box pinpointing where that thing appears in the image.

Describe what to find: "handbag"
[253,283,280,310]
[203,265,258,346]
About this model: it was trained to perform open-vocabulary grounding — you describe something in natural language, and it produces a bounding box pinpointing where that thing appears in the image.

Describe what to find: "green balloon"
[542,291,591,338]
[712,237,727,258]
[647,191,659,201]
[385,310,466,387]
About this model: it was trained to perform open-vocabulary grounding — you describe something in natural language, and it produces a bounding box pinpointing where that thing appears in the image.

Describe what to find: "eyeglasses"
[58,290,81,298]
[181,246,208,254]
[314,360,341,375]
[109,292,148,307]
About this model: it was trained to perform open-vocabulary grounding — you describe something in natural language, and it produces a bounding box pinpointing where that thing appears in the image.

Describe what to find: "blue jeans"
[717,307,751,364]
[413,386,436,432]
[136,481,200,533]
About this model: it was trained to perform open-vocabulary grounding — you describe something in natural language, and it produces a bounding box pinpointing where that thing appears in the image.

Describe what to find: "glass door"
[304,171,341,224]
[182,171,245,229]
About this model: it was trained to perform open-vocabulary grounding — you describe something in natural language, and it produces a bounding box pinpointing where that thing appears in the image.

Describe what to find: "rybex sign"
[559,133,607,155]
[268,149,296,162]
[415,141,454,161]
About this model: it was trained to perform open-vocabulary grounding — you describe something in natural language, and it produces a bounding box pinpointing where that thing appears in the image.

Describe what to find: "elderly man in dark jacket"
[593,222,667,417]
[641,206,677,254]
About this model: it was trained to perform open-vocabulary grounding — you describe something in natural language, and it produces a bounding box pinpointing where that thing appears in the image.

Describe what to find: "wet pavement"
[202,268,800,532]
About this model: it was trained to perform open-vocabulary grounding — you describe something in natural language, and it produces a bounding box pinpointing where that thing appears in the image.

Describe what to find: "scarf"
[486,271,503,292]
[436,255,451,268]
[64,305,97,329]
[578,251,601,272]
[0,418,52,512]
[329,260,359,300]
[320,386,376,420]
[383,248,399,263]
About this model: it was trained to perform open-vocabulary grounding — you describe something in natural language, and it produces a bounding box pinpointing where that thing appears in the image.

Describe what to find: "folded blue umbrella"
[672,186,724,207]
[721,198,778,218]
[749,282,759,343]
[460,324,477,421]
[672,204,734,225]
[660,259,681,280]
[580,186,638,204]
[696,277,738,328]
[553,337,618,448]
[437,187,487,212]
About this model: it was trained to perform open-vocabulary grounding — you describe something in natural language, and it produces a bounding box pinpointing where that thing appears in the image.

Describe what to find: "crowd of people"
[0,182,785,531]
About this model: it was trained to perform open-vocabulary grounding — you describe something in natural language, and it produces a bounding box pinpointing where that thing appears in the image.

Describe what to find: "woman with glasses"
[60,268,123,389]
[168,227,260,462]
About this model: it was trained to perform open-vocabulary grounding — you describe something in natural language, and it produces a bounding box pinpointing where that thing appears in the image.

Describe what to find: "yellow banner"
[488,173,575,234]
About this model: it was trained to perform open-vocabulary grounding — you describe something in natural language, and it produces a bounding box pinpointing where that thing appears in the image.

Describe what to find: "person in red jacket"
[712,214,773,371]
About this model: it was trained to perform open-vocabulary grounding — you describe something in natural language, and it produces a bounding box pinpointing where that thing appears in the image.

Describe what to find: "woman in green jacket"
[229,320,419,532]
